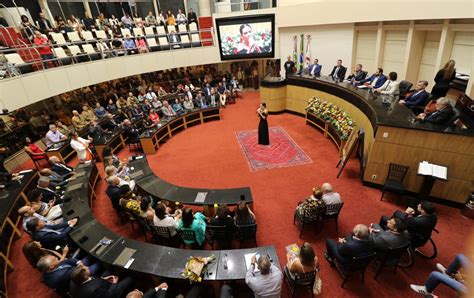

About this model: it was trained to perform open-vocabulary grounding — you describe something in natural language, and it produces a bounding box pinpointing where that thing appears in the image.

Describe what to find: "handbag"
[313,273,322,295]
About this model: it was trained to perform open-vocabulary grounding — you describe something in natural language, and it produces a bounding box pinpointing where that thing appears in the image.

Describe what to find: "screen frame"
[215,14,275,61]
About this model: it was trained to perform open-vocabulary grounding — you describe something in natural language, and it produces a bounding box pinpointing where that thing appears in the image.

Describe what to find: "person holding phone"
[237,24,264,55]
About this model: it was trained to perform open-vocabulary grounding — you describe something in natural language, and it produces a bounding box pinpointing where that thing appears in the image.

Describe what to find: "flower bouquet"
[182,255,216,283]
[306,97,355,140]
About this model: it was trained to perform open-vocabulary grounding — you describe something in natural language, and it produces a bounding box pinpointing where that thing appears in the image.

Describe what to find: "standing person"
[70,132,93,163]
[284,55,295,77]
[431,60,456,99]
[33,31,57,69]
[257,103,269,145]
[252,67,259,90]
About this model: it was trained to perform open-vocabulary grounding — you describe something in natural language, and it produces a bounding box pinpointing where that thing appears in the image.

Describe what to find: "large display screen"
[215,14,275,61]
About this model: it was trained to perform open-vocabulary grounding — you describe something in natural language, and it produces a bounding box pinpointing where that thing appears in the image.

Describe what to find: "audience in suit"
[69,263,134,298]
[161,100,177,117]
[359,68,387,89]
[27,217,77,250]
[324,224,374,265]
[346,64,366,83]
[123,119,141,143]
[308,58,322,77]
[370,217,410,251]
[36,176,60,203]
[417,97,455,125]
[379,201,437,246]
[106,175,122,210]
[329,59,347,82]
[39,168,73,188]
[399,80,430,114]
[374,71,400,96]
[50,156,75,177]
[126,283,168,298]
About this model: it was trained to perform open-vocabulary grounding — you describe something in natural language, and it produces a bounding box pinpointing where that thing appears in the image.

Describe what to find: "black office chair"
[132,213,152,242]
[151,226,179,247]
[380,163,409,202]
[294,206,323,238]
[127,137,143,153]
[206,225,231,249]
[178,228,199,249]
[334,253,375,288]
[373,244,410,279]
[236,223,257,247]
[319,202,344,232]
[398,80,413,99]
[444,107,461,128]
[284,266,318,298]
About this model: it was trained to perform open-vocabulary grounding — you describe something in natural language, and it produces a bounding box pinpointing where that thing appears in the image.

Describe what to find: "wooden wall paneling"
[418,31,441,90]
[354,30,377,72]
[260,86,287,112]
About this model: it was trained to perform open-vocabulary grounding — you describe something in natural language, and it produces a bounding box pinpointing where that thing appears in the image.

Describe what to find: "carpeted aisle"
[7,91,472,298]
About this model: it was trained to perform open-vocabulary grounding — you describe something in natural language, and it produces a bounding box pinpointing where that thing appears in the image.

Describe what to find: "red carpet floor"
[7,91,473,298]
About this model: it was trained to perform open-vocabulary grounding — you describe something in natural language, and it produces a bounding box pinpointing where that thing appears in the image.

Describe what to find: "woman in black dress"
[257,103,269,145]
[431,60,456,99]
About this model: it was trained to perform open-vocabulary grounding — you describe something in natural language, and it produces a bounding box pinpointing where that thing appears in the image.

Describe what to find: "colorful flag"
[299,34,304,74]
[305,34,311,69]
[293,35,297,71]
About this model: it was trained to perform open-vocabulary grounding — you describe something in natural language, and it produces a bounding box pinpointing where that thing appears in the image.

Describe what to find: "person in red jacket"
[33,30,57,69]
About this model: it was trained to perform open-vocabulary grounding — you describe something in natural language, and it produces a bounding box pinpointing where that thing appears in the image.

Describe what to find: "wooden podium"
[417,161,448,202]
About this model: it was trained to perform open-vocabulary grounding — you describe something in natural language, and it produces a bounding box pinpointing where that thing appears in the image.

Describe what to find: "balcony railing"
[0,24,214,78]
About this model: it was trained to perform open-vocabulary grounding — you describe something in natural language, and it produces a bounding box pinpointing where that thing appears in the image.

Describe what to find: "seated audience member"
[119,189,141,215]
[145,11,157,26]
[141,99,153,114]
[379,201,437,246]
[178,207,207,247]
[40,168,74,188]
[151,98,163,110]
[49,156,74,177]
[127,284,168,298]
[36,176,60,203]
[172,98,184,116]
[359,68,387,89]
[209,88,218,106]
[95,102,107,118]
[28,188,62,219]
[106,99,117,114]
[153,202,181,236]
[45,124,67,148]
[37,254,102,294]
[88,120,105,141]
[124,34,137,54]
[416,97,455,125]
[324,224,373,265]
[295,187,326,221]
[410,254,471,296]
[128,92,139,106]
[22,240,68,268]
[169,30,180,45]
[329,59,347,82]
[25,137,48,160]
[71,110,88,131]
[106,175,122,209]
[19,205,62,232]
[346,64,366,84]
[123,119,141,143]
[217,82,227,108]
[69,264,134,298]
[187,8,197,24]
[131,103,144,119]
[209,204,235,242]
[195,92,208,109]
[286,242,319,279]
[399,80,430,113]
[121,13,134,29]
[27,217,77,250]
[117,96,130,114]
[54,120,71,136]
[102,113,118,132]
[103,146,129,173]
[157,86,167,97]
[234,201,256,226]
[105,165,135,190]
[373,71,399,96]
[369,217,410,251]
[148,109,160,124]
[135,36,149,54]
[183,96,194,111]
[70,132,93,163]
[81,105,98,123]
[321,183,342,207]
[176,9,187,25]
[202,83,211,98]
[245,255,283,297]
[308,58,322,77]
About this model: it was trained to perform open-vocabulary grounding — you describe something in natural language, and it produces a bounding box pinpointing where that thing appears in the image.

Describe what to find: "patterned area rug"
[236,127,312,171]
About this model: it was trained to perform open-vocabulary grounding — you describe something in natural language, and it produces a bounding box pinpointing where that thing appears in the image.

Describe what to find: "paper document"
[113,247,137,267]
[418,161,432,176]
[244,253,261,273]
[432,165,447,180]
[417,161,447,180]
[194,192,208,203]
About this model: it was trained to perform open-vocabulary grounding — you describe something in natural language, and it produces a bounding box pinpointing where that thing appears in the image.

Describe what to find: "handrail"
[0,28,215,77]
[0,24,15,47]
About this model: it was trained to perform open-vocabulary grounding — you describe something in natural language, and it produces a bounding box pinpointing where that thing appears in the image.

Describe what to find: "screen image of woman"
[218,21,272,57]
[238,24,266,54]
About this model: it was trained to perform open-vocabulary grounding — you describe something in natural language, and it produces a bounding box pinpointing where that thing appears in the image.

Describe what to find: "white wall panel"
[451,31,474,75]
[20,73,51,103]
[45,68,71,96]
[355,30,377,72]
[0,78,29,110]
[104,58,128,81]
[418,31,441,88]
[382,30,408,76]
[66,64,90,91]
[86,61,109,86]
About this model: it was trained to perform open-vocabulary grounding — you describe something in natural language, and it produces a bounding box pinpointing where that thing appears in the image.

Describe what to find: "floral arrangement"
[306,97,355,140]
[220,30,272,56]
[182,255,216,283]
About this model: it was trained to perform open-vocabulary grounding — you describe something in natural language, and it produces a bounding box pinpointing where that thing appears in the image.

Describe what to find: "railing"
[212,0,274,13]
[0,26,215,78]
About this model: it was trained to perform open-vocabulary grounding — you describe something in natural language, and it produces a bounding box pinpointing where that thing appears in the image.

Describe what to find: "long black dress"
[258,111,269,145]
[431,69,456,99]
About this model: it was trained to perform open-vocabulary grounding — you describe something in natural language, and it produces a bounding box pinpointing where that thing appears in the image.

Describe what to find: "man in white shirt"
[245,255,282,298]
[45,124,67,148]
[176,9,187,25]
[321,182,342,205]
